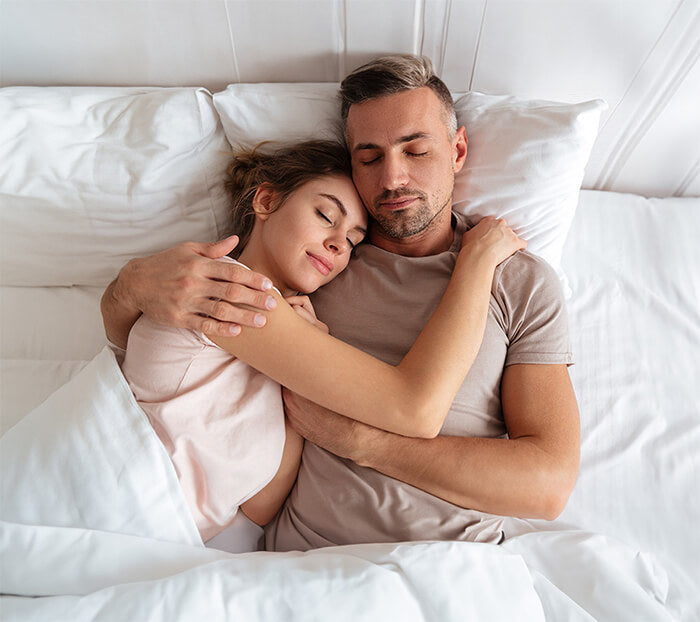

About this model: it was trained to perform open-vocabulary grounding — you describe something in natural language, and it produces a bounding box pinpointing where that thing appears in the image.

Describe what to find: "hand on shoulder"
[112,236,277,337]
[460,216,527,268]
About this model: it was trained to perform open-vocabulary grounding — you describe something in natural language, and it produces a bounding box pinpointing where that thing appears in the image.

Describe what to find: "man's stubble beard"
[374,191,453,240]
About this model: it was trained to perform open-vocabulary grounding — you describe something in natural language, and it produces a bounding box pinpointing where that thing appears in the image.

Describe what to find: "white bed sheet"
[560,190,700,613]
[1,189,698,618]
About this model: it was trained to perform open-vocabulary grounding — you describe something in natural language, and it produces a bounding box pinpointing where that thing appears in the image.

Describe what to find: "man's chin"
[378,216,432,240]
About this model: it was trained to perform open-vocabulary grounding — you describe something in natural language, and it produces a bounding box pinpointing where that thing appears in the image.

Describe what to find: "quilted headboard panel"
[1,0,698,198]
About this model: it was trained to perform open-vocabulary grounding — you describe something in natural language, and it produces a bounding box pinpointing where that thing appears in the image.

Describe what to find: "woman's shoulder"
[129,314,211,349]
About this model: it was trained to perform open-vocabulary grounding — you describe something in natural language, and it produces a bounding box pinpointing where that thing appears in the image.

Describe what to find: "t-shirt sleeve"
[493,251,574,367]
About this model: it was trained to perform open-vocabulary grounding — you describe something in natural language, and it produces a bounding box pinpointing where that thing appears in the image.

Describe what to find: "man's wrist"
[349,421,383,468]
[111,259,142,314]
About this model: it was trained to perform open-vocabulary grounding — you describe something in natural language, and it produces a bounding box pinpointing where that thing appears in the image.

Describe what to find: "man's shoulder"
[496,250,559,286]
[491,250,565,315]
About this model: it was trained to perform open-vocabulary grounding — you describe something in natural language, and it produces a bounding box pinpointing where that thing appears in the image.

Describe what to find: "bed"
[1,1,698,620]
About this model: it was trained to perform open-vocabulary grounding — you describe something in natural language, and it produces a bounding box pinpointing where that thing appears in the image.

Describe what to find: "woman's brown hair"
[225,140,352,258]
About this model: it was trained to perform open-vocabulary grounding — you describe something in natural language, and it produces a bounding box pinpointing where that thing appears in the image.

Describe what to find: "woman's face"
[257,174,367,295]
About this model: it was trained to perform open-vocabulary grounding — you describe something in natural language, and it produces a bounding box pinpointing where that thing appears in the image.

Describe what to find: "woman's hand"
[285,295,329,333]
[459,216,527,268]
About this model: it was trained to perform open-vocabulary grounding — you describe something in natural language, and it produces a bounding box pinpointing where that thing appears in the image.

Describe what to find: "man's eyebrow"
[319,193,367,235]
[353,132,432,152]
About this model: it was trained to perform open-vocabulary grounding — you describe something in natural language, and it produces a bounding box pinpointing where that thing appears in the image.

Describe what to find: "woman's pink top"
[121,260,285,542]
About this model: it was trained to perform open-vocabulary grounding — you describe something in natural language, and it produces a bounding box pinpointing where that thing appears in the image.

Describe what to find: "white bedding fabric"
[561,190,700,615]
[1,190,699,620]
[0,347,674,621]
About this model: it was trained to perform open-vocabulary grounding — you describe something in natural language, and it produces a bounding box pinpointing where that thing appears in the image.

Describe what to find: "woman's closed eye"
[317,208,363,251]
[317,209,333,224]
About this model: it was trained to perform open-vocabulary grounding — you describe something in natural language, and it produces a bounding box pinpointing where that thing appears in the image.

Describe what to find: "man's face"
[346,87,467,242]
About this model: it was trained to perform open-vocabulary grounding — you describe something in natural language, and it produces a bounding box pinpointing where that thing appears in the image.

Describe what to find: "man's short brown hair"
[339,54,458,138]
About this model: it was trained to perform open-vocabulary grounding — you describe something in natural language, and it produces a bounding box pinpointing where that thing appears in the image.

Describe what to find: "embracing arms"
[101,221,525,439]
[206,218,525,438]
[283,362,580,520]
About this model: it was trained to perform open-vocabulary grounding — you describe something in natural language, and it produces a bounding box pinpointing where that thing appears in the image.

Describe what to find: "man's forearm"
[351,363,579,520]
[351,430,570,520]
[100,274,141,349]
[284,364,579,520]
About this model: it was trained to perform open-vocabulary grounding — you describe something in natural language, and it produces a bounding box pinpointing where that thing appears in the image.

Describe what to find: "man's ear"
[252,184,278,220]
[453,126,468,174]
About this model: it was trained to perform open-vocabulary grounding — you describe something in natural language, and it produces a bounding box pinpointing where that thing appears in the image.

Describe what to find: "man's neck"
[369,209,456,257]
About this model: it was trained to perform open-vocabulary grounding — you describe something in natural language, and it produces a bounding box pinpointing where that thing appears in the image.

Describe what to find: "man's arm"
[100,236,278,349]
[283,363,580,520]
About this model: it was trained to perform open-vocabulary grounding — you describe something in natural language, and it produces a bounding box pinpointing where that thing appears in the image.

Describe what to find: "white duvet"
[0,347,676,621]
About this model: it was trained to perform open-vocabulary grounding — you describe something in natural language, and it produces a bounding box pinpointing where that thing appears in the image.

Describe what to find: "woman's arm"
[209,218,526,439]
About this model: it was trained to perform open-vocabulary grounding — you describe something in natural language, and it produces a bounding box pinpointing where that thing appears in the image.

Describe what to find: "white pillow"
[452,92,606,279]
[0,87,232,287]
[213,84,605,292]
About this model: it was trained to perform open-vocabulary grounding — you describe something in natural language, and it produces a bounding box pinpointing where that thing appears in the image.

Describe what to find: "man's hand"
[102,236,277,348]
[282,388,369,460]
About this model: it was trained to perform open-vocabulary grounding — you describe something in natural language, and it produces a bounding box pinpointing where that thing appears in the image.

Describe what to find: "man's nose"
[379,154,409,190]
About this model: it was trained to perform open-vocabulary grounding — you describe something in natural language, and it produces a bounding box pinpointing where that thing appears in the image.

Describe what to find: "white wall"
[1,0,698,197]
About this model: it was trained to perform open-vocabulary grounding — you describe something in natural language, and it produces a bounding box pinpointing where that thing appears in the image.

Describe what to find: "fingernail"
[229,324,241,336]
[254,314,266,327]
[262,279,273,290]
[266,296,277,310]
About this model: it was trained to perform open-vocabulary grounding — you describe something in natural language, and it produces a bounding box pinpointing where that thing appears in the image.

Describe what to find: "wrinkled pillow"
[452,92,605,281]
[213,83,605,293]
[0,87,232,287]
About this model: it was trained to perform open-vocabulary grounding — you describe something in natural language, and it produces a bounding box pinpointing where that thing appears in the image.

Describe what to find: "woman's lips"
[306,252,332,276]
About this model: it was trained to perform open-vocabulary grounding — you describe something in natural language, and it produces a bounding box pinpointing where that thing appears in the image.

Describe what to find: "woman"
[121,140,526,542]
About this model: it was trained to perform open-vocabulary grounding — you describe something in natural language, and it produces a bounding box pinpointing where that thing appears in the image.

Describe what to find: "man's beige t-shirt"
[265,212,573,550]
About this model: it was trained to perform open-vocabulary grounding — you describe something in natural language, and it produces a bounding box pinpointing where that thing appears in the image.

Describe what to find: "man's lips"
[306,252,332,276]
[378,197,417,211]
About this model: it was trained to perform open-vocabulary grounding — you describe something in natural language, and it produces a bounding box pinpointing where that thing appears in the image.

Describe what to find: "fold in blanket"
[0,347,201,545]
[0,347,678,621]
[1,523,547,621]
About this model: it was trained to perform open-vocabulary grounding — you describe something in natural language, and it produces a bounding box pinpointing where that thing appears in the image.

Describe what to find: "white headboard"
[2,0,698,198]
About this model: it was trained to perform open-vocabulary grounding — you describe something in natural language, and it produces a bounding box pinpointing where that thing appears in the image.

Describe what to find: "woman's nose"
[325,236,347,254]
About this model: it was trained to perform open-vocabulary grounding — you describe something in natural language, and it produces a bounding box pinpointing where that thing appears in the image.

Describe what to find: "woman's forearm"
[394,250,497,435]
[209,219,523,438]
[208,251,500,438]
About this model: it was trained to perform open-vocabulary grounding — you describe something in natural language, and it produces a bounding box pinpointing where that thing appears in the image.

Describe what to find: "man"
[102,55,579,551]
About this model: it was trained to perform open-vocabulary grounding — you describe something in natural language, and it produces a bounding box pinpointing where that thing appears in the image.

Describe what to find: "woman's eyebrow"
[319,193,347,216]
[319,193,367,235]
